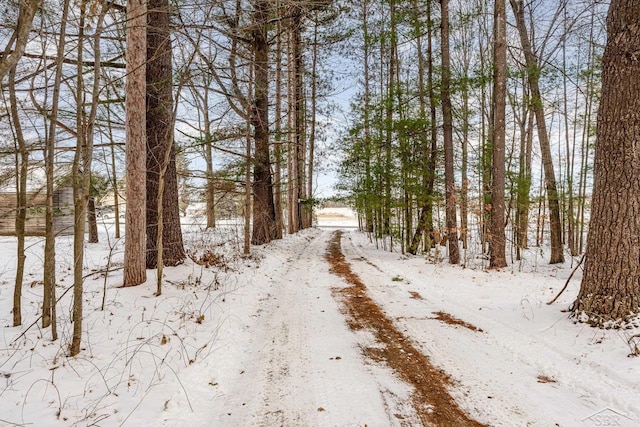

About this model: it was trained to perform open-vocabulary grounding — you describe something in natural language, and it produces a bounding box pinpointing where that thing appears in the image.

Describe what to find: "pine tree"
[572,0,640,325]
[123,0,147,287]
[146,0,186,268]
[441,0,460,265]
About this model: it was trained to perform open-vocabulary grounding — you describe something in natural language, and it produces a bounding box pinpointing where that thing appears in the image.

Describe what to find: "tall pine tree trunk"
[273,0,284,239]
[292,7,305,231]
[251,0,277,244]
[306,13,319,229]
[146,0,185,268]
[489,0,507,268]
[572,0,640,325]
[441,0,460,265]
[123,0,147,287]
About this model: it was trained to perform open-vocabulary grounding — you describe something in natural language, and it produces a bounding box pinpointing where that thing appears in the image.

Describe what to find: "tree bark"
[0,0,41,81]
[489,0,507,268]
[383,0,396,238]
[440,0,460,265]
[572,0,640,325]
[123,0,147,287]
[87,195,98,243]
[407,0,436,255]
[251,0,277,245]
[306,12,319,229]
[9,68,27,327]
[203,96,216,229]
[105,107,121,239]
[515,95,533,260]
[70,0,99,356]
[146,0,185,268]
[408,0,436,255]
[244,93,252,254]
[42,0,69,336]
[273,0,284,239]
[293,8,306,231]
[510,0,564,264]
[361,0,374,234]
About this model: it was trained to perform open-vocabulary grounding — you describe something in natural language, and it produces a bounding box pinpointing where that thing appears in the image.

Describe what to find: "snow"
[315,207,358,228]
[0,221,638,426]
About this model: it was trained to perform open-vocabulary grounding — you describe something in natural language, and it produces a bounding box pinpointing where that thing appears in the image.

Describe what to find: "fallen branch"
[547,254,585,305]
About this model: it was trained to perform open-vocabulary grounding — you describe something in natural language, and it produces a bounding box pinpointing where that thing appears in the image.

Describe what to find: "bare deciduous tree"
[0,0,42,81]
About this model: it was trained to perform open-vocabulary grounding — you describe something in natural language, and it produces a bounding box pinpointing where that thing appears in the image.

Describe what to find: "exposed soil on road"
[326,231,485,427]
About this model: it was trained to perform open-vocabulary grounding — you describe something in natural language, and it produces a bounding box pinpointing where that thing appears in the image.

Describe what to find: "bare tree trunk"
[460,32,470,251]
[440,0,460,265]
[123,0,147,287]
[70,104,85,357]
[42,0,70,336]
[510,0,564,264]
[573,0,640,325]
[8,68,27,327]
[514,88,533,260]
[489,0,507,268]
[536,168,546,248]
[105,104,121,239]
[409,0,437,255]
[244,98,252,255]
[69,0,106,354]
[476,0,492,254]
[273,0,284,238]
[577,16,596,255]
[561,9,577,257]
[306,12,319,229]
[0,0,41,80]
[88,195,98,243]
[287,21,298,236]
[361,0,374,234]
[146,0,185,268]
[154,128,173,296]
[203,98,216,229]
[70,1,91,356]
[383,0,396,238]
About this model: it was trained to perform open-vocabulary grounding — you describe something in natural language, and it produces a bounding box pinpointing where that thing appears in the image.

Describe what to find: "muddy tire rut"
[326,231,484,427]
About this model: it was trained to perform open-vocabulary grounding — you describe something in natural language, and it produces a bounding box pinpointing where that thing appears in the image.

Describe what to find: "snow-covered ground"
[0,220,638,426]
[315,207,358,228]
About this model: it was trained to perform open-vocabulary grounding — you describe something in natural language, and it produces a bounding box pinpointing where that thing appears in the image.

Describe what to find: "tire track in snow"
[233,230,409,427]
[339,231,640,426]
[326,230,485,427]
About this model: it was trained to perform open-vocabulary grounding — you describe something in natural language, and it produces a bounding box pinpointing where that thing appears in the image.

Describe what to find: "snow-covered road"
[211,230,416,426]
[151,229,427,426]
[1,227,638,426]
[90,228,640,427]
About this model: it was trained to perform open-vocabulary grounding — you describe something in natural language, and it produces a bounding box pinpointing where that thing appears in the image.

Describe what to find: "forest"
[1,0,640,425]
